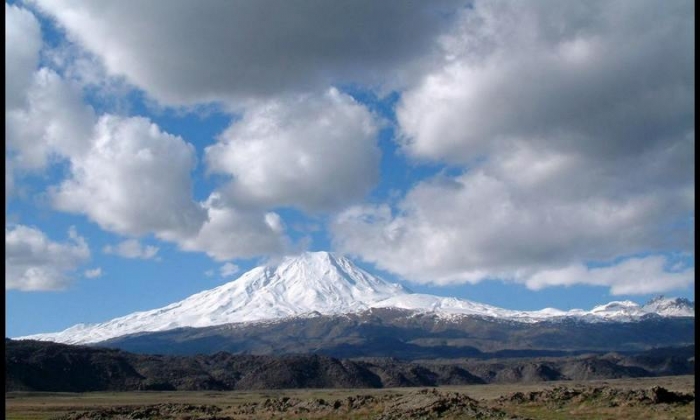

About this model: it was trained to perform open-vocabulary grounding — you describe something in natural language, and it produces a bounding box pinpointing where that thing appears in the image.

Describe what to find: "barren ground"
[6,375,694,420]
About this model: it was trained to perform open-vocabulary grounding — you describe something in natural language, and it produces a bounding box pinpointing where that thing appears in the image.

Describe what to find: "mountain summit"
[19,252,408,344]
[642,296,695,317]
[18,251,694,345]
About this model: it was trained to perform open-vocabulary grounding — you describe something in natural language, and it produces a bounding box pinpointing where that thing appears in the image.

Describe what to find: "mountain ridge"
[17,251,694,345]
[6,339,695,392]
[98,308,695,358]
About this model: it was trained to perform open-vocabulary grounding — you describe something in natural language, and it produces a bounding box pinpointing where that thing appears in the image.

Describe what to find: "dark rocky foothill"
[5,339,695,392]
[496,384,695,409]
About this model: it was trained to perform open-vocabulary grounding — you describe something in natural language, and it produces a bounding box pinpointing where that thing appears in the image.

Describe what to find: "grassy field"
[6,375,695,420]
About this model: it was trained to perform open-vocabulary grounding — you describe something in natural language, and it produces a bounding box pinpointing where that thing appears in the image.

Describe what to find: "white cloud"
[5,2,311,266]
[176,193,289,261]
[332,143,694,292]
[6,225,90,291]
[5,54,287,263]
[4,55,283,263]
[332,0,694,294]
[219,262,239,278]
[204,269,215,277]
[206,88,380,212]
[6,160,14,201]
[264,213,285,234]
[5,3,42,110]
[397,0,694,164]
[51,115,207,239]
[6,4,95,177]
[8,0,694,296]
[6,68,96,170]
[29,0,462,105]
[526,256,694,296]
[103,239,159,260]
[84,267,103,278]
[6,9,205,242]
[5,35,282,263]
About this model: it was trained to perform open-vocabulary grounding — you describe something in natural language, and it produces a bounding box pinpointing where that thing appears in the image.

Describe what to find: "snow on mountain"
[642,296,695,317]
[17,251,694,345]
[579,297,695,321]
[371,294,570,320]
[585,300,650,321]
[18,252,407,344]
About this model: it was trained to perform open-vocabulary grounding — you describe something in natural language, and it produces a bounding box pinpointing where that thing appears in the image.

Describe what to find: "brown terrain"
[6,375,695,420]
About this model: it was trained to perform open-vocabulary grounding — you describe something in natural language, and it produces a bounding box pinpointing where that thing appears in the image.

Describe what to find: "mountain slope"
[100,308,695,358]
[19,252,408,344]
[17,251,694,345]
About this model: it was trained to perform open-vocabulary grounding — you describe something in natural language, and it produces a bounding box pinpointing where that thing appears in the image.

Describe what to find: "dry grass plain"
[6,375,695,420]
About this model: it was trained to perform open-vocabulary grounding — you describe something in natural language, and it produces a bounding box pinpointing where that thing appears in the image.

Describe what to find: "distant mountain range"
[95,307,693,359]
[16,252,693,361]
[18,252,695,349]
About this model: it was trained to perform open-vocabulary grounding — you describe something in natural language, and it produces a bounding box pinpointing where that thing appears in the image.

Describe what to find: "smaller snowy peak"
[588,300,647,320]
[642,295,695,317]
[371,294,545,321]
[586,297,695,320]
[590,300,641,312]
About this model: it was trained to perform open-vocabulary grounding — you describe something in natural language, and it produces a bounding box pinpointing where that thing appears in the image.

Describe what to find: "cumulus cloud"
[5,3,293,265]
[6,4,95,176]
[526,256,694,296]
[5,3,42,110]
[6,68,96,170]
[5,66,284,262]
[176,193,289,261]
[219,262,239,278]
[6,8,205,244]
[206,88,380,212]
[103,239,159,260]
[9,0,694,296]
[84,267,103,278]
[29,0,462,105]
[5,54,286,263]
[5,54,282,262]
[332,142,694,292]
[51,115,207,239]
[6,225,90,291]
[397,0,694,164]
[332,0,694,294]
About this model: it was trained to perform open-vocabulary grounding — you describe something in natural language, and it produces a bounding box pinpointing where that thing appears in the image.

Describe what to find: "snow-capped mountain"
[642,296,695,317]
[17,251,694,345]
[572,297,695,321]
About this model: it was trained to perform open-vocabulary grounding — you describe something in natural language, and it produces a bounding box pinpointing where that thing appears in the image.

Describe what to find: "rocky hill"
[6,340,694,392]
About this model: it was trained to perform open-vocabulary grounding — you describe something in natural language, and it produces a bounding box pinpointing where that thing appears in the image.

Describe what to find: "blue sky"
[6,0,695,337]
